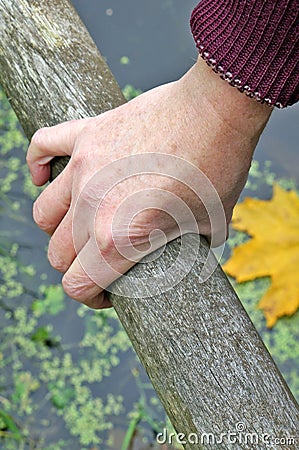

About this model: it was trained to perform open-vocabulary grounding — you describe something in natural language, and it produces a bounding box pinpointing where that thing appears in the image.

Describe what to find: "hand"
[27,57,272,308]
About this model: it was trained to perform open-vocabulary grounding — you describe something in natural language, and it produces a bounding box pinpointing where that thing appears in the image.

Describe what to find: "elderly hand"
[27,57,271,308]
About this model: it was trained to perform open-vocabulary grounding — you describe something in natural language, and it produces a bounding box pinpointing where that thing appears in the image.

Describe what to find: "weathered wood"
[0,0,125,178]
[0,1,298,449]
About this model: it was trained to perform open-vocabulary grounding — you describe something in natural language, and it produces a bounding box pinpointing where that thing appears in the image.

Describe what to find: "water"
[72,0,199,90]
[258,106,299,182]
[1,1,298,448]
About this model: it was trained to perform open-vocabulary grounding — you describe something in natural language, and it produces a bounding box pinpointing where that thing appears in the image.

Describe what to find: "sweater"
[190,0,299,108]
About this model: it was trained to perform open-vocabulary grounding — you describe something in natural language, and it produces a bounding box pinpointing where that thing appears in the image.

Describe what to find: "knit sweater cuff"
[190,0,299,108]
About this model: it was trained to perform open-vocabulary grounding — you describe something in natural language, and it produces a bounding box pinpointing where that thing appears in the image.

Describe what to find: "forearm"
[190,0,299,108]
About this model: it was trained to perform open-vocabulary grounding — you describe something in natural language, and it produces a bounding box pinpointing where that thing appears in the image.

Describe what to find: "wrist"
[180,56,272,144]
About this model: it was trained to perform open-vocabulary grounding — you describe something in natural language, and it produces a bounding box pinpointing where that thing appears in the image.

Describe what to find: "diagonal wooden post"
[0,1,298,448]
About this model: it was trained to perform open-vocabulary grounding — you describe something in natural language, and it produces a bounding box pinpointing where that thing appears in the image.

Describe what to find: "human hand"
[27,57,272,308]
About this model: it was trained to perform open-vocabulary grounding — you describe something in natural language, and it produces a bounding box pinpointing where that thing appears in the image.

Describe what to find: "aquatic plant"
[0,87,298,449]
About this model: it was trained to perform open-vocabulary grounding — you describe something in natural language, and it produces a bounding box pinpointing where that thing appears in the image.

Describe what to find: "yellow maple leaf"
[223,184,299,327]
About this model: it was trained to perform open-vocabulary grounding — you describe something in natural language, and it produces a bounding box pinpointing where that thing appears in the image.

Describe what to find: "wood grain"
[0,1,298,448]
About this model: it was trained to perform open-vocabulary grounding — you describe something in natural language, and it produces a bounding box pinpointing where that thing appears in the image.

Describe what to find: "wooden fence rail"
[0,1,298,448]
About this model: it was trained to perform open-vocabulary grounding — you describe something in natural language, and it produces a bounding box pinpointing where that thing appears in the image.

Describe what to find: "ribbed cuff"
[190,0,299,108]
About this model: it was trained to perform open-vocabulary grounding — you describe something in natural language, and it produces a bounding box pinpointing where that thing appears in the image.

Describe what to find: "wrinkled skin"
[27,57,272,308]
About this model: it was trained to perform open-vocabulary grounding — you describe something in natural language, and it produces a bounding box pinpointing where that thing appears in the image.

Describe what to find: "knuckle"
[48,248,68,273]
[95,224,116,255]
[62,276,84,301]
[30,127,48,148]
[62,276,76,299]
[33,201,50,231]
[71,148,87,170]
[71,150,82,167]
[71,139,100,172]
[128,209,162,241]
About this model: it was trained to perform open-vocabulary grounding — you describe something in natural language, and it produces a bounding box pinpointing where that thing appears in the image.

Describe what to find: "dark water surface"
[1,1,298,448]
[72,0,199,90]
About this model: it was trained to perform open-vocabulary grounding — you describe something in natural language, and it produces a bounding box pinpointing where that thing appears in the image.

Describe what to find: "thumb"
[27,118,91,186]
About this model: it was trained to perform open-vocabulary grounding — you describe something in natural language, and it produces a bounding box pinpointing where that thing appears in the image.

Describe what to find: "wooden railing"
[0,1,298,448]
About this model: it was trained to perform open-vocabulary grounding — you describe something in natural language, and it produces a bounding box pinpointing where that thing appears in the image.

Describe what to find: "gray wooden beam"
[0,1,298,448]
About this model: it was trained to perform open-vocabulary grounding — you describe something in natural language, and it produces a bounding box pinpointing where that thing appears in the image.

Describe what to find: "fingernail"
[38,156,54,166]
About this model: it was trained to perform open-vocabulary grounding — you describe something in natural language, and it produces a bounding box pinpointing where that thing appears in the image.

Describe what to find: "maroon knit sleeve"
[190,0,299,108]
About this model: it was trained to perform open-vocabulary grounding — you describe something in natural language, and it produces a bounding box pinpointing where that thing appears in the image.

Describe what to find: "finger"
[47,193,92,271]
[61,237,134,308]
[47,213,76,272]
[84,293,112,310]
[62,255,106,309]
[27,118,90,185]
[33,168,72,235]
[99,295,113,309]
[73,289,107,310]
[80,292,112,310]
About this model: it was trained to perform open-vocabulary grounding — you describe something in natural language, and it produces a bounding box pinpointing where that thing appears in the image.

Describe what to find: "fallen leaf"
[223,184,299,327]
